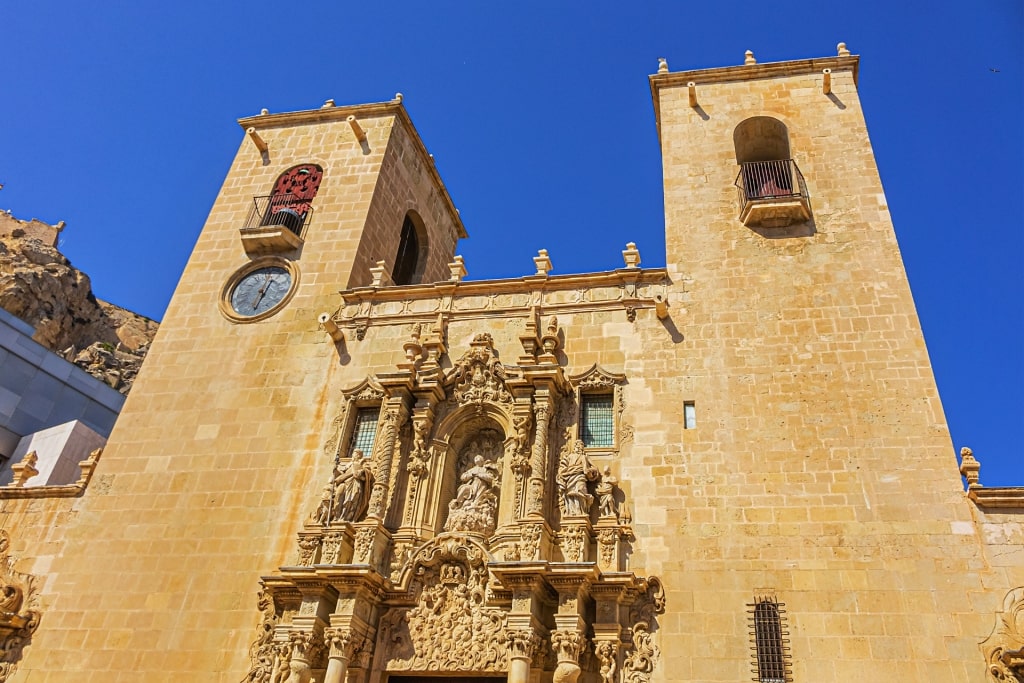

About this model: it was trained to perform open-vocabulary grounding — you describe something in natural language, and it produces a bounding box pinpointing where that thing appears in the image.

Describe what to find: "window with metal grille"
[748,595,791,683]
[349,408,380,457]
[580,394,614,448]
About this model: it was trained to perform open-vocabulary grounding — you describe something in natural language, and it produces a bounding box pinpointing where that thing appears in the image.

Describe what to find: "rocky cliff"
[0,213,158,393]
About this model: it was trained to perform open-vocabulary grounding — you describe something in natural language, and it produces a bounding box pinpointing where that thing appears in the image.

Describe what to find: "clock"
[220,257,299,322]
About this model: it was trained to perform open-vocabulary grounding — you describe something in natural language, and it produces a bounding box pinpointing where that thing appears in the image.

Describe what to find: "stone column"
[526,396,552,515]
[367,398,408,519]
[506,629,540,683]
[551,629,587,683]
[323,628,356,683]
[284,631,321,683]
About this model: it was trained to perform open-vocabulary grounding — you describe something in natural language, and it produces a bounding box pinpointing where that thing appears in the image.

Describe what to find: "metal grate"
[581,394,614,447]
[348,408,380,458]
[748,595,791,683]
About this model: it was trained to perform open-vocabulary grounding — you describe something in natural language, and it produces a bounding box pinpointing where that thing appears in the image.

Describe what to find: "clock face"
[229,266,293,317]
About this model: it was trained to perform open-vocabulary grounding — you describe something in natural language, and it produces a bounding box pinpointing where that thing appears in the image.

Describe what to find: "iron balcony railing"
[734,159,808,205]
[244,193,314,237]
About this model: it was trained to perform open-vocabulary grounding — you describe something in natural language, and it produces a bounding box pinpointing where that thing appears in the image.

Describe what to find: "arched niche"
[392,210,429,286]
[733,116,791,163]
[428,410,512,539]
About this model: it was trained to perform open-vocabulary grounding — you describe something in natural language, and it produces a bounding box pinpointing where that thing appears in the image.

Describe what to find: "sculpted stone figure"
[596,466,619,519]
[558,441,599,517]
[444,452,501,536]
[332,452,374,523]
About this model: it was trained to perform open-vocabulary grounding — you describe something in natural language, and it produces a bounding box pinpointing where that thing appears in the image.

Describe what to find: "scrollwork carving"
[0,531,40,683]
[446,333,513,407]
[622,623,657,683]
[242,589,280,683]
[296,535,321,567]
[378,535,507,672]
[983,587,1024,682]
[561,525,588,563]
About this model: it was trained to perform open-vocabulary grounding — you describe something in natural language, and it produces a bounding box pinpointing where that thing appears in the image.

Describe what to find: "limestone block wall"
[644,56,1009,681]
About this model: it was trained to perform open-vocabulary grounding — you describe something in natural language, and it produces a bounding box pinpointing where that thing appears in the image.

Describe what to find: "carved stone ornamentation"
[520,523,543,561]
[377,534,508,673]
[443,431,503,537]
[561,525,589,563]
[446,333,513,408]
[353,527,377,565]
[558,441,599,517]
[982,587,1024,682]
[551,629,587,683]
[286,630,324,683]
[595,640,619,683]
[596,527,618,570]
[296,534,322,567]
[0,531,40,683]
[321,531,345,565]
[242,590,281,683]
[622,623,657,683]
[507,628,541,660]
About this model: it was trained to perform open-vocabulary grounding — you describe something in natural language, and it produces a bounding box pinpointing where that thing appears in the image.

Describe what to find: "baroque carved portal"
[258,330,662,683]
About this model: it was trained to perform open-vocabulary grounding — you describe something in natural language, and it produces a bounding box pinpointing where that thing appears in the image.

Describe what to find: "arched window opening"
[261,164,323,236]
[732,118,810,227]
[392,212,426,286]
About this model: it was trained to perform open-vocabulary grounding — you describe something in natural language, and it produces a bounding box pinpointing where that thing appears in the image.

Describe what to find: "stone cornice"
[335,267,671,330]
[238,99,467,239]
[649,55,860,144]
[967,486,1024,510]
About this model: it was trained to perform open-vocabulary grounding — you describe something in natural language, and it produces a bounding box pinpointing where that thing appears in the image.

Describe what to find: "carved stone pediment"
[445,334,513,408]
[983,587,1024,682]
[378,533,508,673]
[568,364,626,392]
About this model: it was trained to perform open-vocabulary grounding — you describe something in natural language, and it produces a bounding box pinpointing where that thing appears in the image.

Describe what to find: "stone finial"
[959,446,981,488]
[533,249,553,277]
[394,92,404,103]
[322,99,336,108]
[744,50,756,65]
[837,42,850,57]
[76,447,103,486]
[9,451,39,488]
[622,242,641,269]
[369,260,393,288]
[657,57,668,73]
[260,108,269,115]
[448,255,467,282]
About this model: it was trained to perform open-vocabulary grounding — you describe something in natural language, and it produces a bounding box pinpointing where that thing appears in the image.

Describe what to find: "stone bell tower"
[7,97,465,678]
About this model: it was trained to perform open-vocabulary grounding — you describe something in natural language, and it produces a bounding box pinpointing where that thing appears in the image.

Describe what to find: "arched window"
[262,164,323,235]
[733,118,810,227]
[392,212,427,286]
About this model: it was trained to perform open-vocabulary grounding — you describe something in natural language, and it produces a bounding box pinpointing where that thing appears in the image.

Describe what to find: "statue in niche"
[444,432,502,537]
[595,466,619,520]
[330,451,375,523]
[558,441,599,517]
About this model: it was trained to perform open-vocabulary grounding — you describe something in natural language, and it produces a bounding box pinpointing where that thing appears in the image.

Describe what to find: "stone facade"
[0,47,1020,683]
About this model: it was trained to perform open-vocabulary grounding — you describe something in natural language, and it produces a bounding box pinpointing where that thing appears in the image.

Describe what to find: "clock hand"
[251,273,273,309]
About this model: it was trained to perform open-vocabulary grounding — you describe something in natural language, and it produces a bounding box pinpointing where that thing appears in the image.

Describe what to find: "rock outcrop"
[0,213,158,393]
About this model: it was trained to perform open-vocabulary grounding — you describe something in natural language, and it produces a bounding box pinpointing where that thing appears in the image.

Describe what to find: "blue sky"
[2,2,1021,484]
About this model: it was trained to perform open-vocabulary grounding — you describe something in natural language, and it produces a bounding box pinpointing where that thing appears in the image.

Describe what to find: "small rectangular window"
[683,401,696,429]
[581,394,614,448]
[349,408,380,457]
[748,595,791,683]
